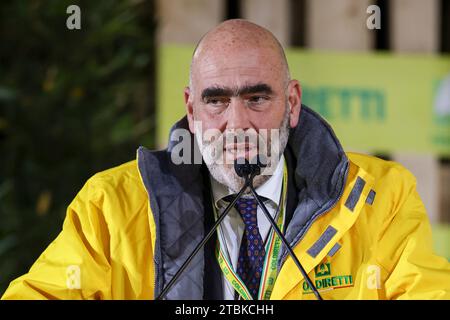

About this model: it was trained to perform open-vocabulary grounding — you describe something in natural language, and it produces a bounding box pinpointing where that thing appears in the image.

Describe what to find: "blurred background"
[0,0,449,295]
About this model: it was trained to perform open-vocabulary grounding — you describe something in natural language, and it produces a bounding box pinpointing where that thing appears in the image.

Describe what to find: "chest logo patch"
[303,263,354,294]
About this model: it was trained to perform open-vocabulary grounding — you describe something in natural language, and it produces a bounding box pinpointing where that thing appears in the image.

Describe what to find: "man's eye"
[206,98,227,106]
[247,96,269,104]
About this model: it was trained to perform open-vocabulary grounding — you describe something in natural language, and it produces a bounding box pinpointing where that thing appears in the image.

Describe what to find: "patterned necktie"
[235,197,266,299]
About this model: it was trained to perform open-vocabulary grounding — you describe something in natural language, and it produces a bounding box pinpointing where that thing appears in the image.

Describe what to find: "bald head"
[189,19,290,90]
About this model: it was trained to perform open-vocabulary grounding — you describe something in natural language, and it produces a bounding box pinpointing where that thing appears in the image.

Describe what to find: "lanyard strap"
[213,161,288,300]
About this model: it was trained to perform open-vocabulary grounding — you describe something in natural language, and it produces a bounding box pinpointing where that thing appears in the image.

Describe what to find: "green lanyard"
[213,162,288,300]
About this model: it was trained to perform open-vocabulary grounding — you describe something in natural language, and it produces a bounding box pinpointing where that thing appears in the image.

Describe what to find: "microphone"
[234,155,266,178]
[233,156,322,299]
[156,156,322,300]
[242,155,323,300]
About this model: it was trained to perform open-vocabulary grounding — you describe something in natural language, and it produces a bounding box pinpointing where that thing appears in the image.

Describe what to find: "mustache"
[201,128,269,148]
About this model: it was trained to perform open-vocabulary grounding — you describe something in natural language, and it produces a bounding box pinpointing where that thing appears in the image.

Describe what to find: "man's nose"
[226,98,251,130]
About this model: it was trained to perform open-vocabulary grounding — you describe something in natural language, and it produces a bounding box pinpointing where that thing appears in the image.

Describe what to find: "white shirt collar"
[210,155,285,208]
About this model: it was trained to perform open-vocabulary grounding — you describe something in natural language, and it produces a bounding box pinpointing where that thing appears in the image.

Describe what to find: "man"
[2,19,449,300]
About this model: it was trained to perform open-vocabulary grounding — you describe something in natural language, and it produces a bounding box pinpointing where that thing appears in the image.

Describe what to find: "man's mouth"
[224,143,256,151]
[223,144,259,162]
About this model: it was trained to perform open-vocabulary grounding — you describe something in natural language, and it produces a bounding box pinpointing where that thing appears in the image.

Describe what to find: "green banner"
[158,45,450,155]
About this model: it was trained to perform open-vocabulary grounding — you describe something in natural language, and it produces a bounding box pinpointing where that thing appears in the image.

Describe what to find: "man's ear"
[184,86,195,133]
[287,80,302,128]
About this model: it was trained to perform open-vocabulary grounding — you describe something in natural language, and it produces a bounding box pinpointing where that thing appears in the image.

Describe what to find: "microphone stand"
[156,158,323,300]
[247,177,323,300]
[155,176,251,300]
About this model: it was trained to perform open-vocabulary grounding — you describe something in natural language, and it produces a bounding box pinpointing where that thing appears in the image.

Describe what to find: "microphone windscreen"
[234,158,251,177]
[234,156,264,177]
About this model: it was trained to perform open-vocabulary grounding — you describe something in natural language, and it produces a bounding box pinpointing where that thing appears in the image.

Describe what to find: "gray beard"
[196,107,291,193]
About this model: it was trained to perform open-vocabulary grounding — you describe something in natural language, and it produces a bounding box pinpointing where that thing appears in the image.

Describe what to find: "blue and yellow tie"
[235,197,266,299]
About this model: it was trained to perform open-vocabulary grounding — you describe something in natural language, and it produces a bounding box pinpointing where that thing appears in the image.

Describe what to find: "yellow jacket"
[2,108,450,300]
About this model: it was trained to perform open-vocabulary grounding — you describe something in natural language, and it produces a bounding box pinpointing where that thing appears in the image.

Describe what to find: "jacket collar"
[282,106,349,250]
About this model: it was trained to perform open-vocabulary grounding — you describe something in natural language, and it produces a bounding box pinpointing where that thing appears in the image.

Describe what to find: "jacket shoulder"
[346,152,424,232]
[73,160,148,223]
[89,160,141,185]
[347,152,417,188]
